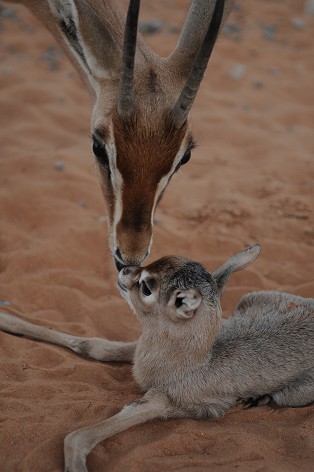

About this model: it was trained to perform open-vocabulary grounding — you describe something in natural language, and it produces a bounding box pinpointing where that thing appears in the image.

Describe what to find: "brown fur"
[113,110,188,261]
[5,0,234,266]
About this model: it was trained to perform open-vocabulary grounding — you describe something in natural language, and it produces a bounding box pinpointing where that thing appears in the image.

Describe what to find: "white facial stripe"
[173,140,189,172]
[80,42,107,80]
[103,128,123,234]
[91,111,188,259]
[151,141,187,225]
[69,3,106,83]
[91,115,123,254]
[104,130,123,253]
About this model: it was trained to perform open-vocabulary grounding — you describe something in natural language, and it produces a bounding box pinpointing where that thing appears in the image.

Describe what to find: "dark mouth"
[114,258,126,272]
[117,280,127,292]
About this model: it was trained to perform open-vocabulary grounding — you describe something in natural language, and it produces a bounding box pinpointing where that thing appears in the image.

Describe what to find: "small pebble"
[139,19,163,35]
[253,81,264,89]
[0,300,10,306]
[99,215,107,223]
[67,71,76,79]
[291,18,305,30]
[223,23,243,40]
[261,24,276,41]
[229,63,245,80]
[79,200,86,208]
[54,161,64,171]
[242,103,251,112]
[268,67,278,76]
[1,7,17,20]
[42,46,64,71]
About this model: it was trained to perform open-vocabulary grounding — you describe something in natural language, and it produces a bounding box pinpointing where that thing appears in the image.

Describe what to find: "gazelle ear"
[168,289,202,322]
[212,244,261,295]
[48,0,121,87]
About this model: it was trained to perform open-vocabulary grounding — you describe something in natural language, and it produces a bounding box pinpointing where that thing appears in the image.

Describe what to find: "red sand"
[0,1,313,471]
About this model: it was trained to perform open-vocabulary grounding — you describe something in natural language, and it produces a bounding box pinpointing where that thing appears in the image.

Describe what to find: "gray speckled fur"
[129,249,314,419]
[0,245,313,471]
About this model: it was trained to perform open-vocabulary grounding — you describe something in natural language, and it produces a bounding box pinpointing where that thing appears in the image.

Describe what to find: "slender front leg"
[0,311,136,362]
[64,389,181,472]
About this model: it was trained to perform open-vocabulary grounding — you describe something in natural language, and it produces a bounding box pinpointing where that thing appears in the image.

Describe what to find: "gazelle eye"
[175,149,191,172]
[180,149,191,165]
[92,140,109,168]
[141,281,152,297]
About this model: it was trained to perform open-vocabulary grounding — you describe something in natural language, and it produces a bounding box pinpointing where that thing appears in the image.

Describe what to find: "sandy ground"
[0,1,313,471]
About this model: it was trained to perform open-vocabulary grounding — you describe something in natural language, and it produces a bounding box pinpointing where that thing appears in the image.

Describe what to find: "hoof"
[243,394,272,409]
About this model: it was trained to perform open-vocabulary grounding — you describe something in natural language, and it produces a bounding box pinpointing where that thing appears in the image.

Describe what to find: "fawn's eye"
[92,140,110,168]
[141,281,152,297]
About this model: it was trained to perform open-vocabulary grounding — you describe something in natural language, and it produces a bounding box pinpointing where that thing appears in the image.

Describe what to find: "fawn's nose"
[118,265,141,290]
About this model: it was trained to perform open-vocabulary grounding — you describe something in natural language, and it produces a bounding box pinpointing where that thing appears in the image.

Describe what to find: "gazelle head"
[48,0,234,269]
[117,245,261,326]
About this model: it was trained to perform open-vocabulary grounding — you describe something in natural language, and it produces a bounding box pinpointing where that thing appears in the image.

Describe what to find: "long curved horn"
[117,0,141,117]
[171,0,226,127]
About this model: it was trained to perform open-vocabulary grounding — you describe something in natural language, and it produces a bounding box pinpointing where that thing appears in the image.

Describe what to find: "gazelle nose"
[115,248,123,260]
[114,258,125,271]
[114,248,126,271]
[114,247,149,271]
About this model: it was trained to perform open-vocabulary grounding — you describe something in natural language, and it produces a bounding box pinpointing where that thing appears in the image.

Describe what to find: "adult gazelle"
[5,0,234,268]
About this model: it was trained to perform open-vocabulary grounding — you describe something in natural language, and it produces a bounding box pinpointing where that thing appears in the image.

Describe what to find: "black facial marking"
[127,201,149,233]
[59,17,90,72]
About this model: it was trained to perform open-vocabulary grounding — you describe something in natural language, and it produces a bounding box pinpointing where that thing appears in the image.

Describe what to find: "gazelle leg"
[64,389,181,472]
[272,368,314,407]
[0,311,136,362]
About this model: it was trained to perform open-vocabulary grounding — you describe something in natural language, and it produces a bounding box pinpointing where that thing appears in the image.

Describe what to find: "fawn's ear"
[168,289,202,322]
[48,0,121,88]
[212,244,261,295]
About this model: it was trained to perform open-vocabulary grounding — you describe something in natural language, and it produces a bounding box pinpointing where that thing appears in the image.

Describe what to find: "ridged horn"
[117,0,140,117]
[171,0,225,127]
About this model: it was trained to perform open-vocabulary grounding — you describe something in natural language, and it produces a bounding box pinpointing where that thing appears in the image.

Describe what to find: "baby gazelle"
[0,244,313,472]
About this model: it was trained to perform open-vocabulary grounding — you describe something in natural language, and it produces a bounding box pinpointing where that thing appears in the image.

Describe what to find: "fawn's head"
[48,0,234,268]
[118,245,261,328]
